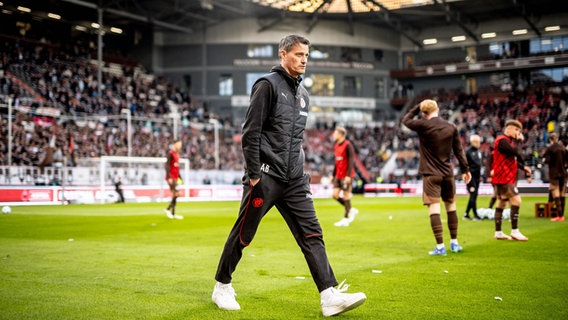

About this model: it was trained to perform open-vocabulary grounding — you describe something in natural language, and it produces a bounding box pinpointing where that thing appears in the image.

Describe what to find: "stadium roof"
[2,0,568,48]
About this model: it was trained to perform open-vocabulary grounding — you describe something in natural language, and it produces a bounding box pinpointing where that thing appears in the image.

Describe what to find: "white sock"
[450,239,458,245]
[512,229,519,233]
[436,243,445,249]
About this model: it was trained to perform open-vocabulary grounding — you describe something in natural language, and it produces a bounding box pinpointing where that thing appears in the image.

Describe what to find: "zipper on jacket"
[285,88,300,180]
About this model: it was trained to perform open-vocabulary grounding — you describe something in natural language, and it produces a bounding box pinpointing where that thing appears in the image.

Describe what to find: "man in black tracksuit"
[464,134,482,220]
[211,35,366,317]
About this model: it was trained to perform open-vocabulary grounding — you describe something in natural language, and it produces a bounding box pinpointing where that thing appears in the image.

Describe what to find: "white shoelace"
[219,284,237,297]
[336,279,350,293]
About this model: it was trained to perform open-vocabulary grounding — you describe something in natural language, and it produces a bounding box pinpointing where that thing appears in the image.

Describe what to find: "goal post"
[99,156,190,203]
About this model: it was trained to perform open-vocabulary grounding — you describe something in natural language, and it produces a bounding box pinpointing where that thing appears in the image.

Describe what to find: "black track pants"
[215,173,338,292]
[465,176,480,216]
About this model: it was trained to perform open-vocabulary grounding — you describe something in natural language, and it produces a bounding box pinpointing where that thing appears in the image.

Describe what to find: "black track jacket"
[241,65,310,183]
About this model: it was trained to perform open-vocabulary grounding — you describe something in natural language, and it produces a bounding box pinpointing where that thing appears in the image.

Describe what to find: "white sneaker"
[164,209,174,219]
[494,231,512,240]
[321,280,366,317]
[348,208,359,222]
[510,229,528,241]
[334,218,351,227]
[212,282,240,310]
[174,214,184,220]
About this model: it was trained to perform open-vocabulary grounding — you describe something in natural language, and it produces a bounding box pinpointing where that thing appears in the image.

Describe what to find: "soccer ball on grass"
[2,206,11,214]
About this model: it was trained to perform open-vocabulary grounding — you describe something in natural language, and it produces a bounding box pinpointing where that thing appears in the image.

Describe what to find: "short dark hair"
[279,35,310,55]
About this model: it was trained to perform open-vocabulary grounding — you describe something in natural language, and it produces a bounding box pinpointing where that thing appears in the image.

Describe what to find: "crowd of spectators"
[0,36,229,171]
[2,35,568,186]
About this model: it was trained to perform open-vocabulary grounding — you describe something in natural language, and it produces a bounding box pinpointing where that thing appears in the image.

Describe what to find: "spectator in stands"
[38,135,56,173]
[491,120,532,240]
[463,134,483,220]
[331,126,359,227]
[542,133,567,222]
[402,99,471,256]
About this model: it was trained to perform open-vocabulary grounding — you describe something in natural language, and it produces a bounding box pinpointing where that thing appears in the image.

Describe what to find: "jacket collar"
[270,65,302,91]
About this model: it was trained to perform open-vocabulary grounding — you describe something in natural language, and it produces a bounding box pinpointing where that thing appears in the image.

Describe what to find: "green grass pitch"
[1,196,567,319]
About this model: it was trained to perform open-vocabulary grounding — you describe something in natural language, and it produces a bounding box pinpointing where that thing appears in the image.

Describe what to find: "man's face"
[281,43,310,78]
[505,125,521,138]
[173,141,182,152]
[332,130,343,142]
[471,139,481,148]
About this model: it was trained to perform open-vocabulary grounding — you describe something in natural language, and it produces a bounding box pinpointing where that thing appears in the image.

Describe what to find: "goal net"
[99,156,190,203]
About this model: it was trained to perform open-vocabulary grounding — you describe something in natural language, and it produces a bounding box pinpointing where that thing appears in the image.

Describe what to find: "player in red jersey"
[165,139,183,220]
[331,126,359,227]
[491,120,532,240]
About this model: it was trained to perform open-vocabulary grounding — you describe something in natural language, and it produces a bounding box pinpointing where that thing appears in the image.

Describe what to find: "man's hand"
[462,172,472,184]
[524,166,532,183]
[487,170,494,183]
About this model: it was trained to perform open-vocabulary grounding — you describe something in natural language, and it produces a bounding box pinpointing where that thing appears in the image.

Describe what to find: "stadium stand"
[1,0,568,192]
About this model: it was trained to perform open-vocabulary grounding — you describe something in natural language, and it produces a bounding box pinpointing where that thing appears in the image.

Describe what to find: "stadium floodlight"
[17,6,31,13]
[451,35,466,42]
[423,38,437,45]
[47,13,61,20]
[545,26,560,32]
